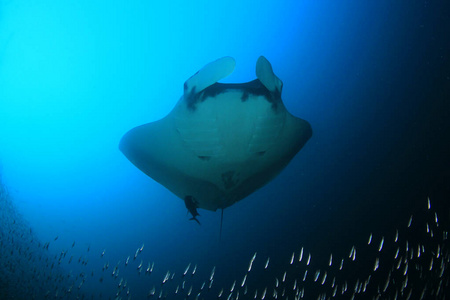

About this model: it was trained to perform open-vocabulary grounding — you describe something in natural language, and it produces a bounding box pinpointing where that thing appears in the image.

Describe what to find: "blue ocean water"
[1,1,449,299]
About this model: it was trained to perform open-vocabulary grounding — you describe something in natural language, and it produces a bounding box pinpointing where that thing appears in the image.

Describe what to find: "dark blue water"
[1,1,449,299]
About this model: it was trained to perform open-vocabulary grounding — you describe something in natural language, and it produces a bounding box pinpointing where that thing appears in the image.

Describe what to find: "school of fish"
[1,176,449,299]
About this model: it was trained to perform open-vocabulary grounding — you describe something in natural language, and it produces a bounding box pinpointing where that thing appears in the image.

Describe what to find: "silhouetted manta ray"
[119,56,312,227]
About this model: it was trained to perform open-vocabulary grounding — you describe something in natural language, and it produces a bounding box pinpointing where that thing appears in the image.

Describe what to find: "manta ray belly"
[168,90,308,210]
[119,56,312,212]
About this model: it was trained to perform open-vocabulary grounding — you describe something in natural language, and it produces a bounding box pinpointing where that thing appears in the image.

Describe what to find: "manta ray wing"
[119,56,312,212]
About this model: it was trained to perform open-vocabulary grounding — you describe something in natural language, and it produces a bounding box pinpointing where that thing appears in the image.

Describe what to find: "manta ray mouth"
[186,79,281,111]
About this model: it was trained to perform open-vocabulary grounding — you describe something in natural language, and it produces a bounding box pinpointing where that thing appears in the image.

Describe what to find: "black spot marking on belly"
[198,156,211,161]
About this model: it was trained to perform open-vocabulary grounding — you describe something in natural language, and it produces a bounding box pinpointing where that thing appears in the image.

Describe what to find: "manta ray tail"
[219,208,224,241]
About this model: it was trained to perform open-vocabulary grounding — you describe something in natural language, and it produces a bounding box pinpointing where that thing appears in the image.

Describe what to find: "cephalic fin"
[184,56,236,97]
[255,56,283,94]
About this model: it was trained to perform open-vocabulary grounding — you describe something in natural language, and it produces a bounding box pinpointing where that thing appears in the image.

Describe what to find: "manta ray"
[120,56,312,226]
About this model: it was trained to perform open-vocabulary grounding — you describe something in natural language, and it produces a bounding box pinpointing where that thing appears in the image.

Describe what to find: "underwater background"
[1,1,449,299]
